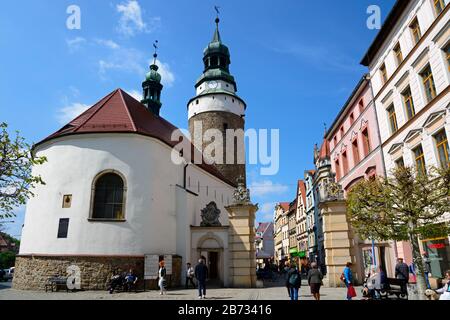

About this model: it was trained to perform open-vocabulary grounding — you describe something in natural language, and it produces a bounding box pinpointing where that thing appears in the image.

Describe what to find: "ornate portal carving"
[324,180,344,201]
[200,201,222,227]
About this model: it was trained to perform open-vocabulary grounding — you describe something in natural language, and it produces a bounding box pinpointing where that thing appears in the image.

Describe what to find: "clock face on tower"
[208,80,218,89]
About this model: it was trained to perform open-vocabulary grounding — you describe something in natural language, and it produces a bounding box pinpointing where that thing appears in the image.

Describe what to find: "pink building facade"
[325,75,396,278]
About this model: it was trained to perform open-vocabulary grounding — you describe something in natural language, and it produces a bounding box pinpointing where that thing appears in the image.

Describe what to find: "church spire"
[212,6,221,43]
[141,40,163,116]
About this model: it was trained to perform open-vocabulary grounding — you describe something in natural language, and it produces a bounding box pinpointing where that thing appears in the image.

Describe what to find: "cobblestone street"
[0,279,363,300]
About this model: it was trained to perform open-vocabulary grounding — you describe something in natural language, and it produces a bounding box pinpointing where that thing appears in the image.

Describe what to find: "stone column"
[319,200,355,287]
[225,203,258,288]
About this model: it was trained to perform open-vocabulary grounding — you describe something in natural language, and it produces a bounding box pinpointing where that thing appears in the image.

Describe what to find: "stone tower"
[188,14,246,185]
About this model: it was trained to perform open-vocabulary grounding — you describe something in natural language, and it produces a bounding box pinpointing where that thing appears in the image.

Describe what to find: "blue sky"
[0,0,395,238]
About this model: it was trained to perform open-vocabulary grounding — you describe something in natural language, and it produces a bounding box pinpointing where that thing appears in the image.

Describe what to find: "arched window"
[92,172,125,220]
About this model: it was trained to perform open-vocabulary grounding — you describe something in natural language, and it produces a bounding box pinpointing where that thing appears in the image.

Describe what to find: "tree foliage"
[347,165,450,242]
[0,122,47,219]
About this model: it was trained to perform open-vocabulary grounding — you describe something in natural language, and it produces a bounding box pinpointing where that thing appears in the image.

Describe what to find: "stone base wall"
[13,255,182,291]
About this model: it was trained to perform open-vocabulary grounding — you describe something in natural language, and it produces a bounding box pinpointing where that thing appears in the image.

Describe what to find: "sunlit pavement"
[0,279,365,300]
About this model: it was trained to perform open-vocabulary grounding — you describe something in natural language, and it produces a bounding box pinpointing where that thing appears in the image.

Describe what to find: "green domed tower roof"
[196,16,236,91]
[141,42,163,116]
[145,64,162,83]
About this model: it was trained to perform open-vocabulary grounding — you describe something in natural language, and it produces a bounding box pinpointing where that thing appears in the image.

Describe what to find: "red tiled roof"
[298,180,306,205]
[36,89,236,187]
[318,138,330,160]
[256,222,270,234]
[279,202,290,212]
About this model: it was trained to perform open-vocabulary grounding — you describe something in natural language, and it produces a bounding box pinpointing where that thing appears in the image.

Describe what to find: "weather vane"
[214,6,220,25]
[152,40,159,64]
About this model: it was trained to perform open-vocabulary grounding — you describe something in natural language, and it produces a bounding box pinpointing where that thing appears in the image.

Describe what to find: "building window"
[352,139,360,164]
[92,172,125,220]
[362,128,371,156]
[335,159,341,181]
[380,63,388,84]
[387,104,398,134]
[413,145,426,175]
[410,18,421,45]
[420,65,437,102]
[340,126,344,138]
[434,0,446,15]
[402,86,415,120]
[57,218,69,238]
[350,113,354,125]
[395,157,405,168]
[342,151,349,176]
[444,43,450,72]
[434,130,449,169]
[358,99,364,113]
[394,42,403,66]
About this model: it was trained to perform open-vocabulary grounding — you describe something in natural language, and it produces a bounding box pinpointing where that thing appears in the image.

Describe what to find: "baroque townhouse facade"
[288,200,298,260]
[274,202,290,265]
[304,170,318,261]
[325,76,395,278]
[361,0,450,277]
[295,180,308,259]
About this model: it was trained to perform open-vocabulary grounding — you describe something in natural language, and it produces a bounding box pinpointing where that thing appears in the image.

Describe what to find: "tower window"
[223,123,228,131]
[196,100,199,105]
[62,195,72,208]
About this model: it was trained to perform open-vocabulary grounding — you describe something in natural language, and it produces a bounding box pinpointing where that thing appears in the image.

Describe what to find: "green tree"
[0,251,16,269]
[0,122,47,219]
[347,165,450,300]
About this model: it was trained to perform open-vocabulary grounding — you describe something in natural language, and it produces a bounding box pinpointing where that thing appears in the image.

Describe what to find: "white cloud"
[116,0,160,37]
[125,89,142,101]
[98,47,145,79]
[249,180,289,197]
[95,39,120,49]
[57,102,90,124]
[66,37,86,52]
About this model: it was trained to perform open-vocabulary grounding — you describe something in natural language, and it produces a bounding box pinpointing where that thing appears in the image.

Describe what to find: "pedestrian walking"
[286,264,301,301]
[195,258,208,299]
[284,262,291,297]
[395,258,409,295]
[307,262,323,300]
[342,262,356,300]
[185,262,196,289]
[158,260,167,295]
[422,253,432,289]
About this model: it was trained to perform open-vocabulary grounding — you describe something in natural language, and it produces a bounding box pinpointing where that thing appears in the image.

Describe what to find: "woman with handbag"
[343,262,356,300]
[307,262,323,300]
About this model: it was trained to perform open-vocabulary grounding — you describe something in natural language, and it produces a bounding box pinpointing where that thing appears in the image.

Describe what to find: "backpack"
[289,271,300,286]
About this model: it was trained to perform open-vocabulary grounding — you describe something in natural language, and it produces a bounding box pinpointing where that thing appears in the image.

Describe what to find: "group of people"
[284,262,324,301]
[158,258,209,299]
